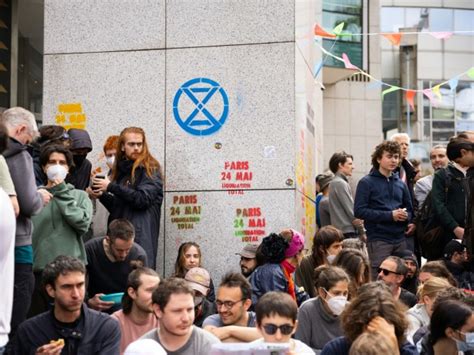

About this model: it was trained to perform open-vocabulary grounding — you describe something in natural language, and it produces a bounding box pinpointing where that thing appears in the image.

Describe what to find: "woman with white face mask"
[295,265,349,352]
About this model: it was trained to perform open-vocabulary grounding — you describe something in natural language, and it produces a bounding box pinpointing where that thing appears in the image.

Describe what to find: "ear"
[291,320,298,336]
[317,287,326,299]
[445,327,457,339]
[45,284,55,299]
[128,287,137,300]
[256,323,264,337]
[152,303,162,319]
[243,298,252,311]
[121,143,125,152]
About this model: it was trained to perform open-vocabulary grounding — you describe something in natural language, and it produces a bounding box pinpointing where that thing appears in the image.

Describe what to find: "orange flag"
[406,90,416,111]
[314,24,337,38]
[382,33,402,46]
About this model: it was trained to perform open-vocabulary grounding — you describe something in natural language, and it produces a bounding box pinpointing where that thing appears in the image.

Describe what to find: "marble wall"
[43,0,322,281]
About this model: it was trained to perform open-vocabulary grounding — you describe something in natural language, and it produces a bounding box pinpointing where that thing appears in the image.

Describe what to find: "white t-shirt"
[251,338,315,354]
[0,188,16,346]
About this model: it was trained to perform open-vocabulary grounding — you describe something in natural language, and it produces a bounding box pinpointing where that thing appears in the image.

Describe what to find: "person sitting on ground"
[418,261,458,287]
[377,256,417,308]
[203,272,259,343]
[29,144,93,317]
[349,331,400,355]
[251,291,314,354]
[442,240,474,290]
[136,278,220,354]
[184,267,216,327]
[251,230,308,305]
[236,244,259,279]
[295,265,349,352]
[406,277,451,344]
[86,219,148,313]
[394,249,419,295]
[333,248,371,299]
[174,241,216,303]
[295,226,344,298]
[321,281,418,355]
[13,255,120,354]
[112,267,160,354]
[421,300,474,355]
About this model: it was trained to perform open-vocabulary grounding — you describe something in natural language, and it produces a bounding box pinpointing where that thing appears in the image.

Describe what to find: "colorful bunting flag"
[333,22,345,36]
[382,33,402,46]
[430,32,454,39]
[382,86,400,99]
[423,89,439,107]
[449,78,459,92]
[406,90,416,111]
[468,67,474,79]
[314,24,336,38]
[313,60,324,78]
[342,53,358,70]
[432,85,442,100]
[367,81,384,90]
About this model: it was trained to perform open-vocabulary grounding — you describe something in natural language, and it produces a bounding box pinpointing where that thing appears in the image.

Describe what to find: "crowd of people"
[2,106,474,355]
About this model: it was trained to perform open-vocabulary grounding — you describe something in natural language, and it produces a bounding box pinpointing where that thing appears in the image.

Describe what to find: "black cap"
[443,240,466,260]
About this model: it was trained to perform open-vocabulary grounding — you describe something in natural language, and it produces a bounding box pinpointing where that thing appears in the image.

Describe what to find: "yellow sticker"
[55,103,87,130]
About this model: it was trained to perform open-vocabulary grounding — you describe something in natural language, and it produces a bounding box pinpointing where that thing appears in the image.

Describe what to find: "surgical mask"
[324,289,348,316]
[46,164,68,182]
[105,156,115,167]
[327,254,337,264]
[455,332,474,352]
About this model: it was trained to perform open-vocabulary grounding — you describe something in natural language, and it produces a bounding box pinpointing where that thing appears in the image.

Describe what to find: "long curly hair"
[341,281,408,345]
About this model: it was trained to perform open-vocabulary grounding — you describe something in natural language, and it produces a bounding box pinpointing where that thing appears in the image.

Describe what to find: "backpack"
[415,168,453,260]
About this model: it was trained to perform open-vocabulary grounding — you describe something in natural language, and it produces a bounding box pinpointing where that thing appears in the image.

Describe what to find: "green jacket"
[32,182,92,271]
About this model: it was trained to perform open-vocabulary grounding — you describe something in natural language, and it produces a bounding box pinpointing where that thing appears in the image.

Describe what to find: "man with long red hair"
[91,127,163,268]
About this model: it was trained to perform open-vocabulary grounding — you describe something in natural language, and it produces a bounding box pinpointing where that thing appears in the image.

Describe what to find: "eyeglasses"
[262,323,294,335]
[215,299,245,310]
[378,267,402,276]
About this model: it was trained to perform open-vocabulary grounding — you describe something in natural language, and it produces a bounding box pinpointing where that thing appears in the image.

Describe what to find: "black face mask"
[73,154,87,167]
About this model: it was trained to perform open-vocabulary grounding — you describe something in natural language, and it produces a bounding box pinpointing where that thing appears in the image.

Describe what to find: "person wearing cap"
[250,230,309,306]
[393,250,419,295]
[443,240,474,289]
[112,267,160,354]
[236,244,258,278]
[203,272,260,343]
[184,267,217,327]
[328,151,364,239]
[318,171,334,228]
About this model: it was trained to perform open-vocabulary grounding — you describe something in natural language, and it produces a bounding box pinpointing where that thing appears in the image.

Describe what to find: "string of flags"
[313,23,474,108]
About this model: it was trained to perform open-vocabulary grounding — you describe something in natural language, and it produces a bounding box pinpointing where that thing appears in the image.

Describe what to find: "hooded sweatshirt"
[3,137,44,258]
[66,129,93,190]
[354,169,413,244]
[32,182,92,271]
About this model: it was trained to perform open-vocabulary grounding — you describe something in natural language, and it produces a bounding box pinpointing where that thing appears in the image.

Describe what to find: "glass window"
[380,7,404,32]
[429,8,453,33]
[454,10,474,33]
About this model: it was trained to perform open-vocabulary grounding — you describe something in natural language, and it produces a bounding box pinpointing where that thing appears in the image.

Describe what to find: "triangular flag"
[406,90,416,111]
[430,32,453,39]
[342,53,358,70]
[333,22,345,36]
[314,24,336,38]
[382,33,402,46]
[468,67,474,79]
[432,85,442,100]
[313,60,324,78]
[423,89,439,107]
[382,86,400,99]
[449,78,459,92]
[367,81,383,90]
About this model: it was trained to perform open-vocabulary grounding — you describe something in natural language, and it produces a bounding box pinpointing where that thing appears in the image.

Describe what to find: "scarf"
[281,259,296,300]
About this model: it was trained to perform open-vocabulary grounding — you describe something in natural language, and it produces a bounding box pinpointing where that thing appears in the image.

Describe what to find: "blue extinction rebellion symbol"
[173,78,229,136]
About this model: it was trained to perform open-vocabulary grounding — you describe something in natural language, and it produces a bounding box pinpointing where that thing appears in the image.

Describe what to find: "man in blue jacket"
[13,255,120,355]
[354,140,413,278]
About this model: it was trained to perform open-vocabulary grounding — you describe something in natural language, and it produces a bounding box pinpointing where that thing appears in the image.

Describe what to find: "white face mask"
[105,155,115,167]
[327,254,337,264]
[324,289,348,316]
[46,164,68,182]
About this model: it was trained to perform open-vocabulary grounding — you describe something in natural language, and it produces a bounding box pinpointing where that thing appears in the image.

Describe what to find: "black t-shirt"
[85,237,147,298]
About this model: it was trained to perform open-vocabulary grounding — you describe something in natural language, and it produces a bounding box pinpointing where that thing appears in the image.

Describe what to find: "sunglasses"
[378,267,401,276]
[262,323,294,335]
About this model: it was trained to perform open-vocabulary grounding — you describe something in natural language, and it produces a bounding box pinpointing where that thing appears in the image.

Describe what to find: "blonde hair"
[349,332,398,355]
[417,276,451,300]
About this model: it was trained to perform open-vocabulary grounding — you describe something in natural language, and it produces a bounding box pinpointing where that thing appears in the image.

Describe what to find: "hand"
[86,186,102,199]
[50,177,64,187]
[405,223,416,235]
[392,208,408,222]
[352,218,364,227]
[87,294,114,311]
[91,176,110,193]
[38,189,53,205]
[454,226,465,240]
[10,195,19,217]
[359,234,367,243]
[35,342,64,355]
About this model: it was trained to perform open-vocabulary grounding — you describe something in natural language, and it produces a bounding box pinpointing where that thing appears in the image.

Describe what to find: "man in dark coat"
[66,128,93,190]
[92,127,163,268]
